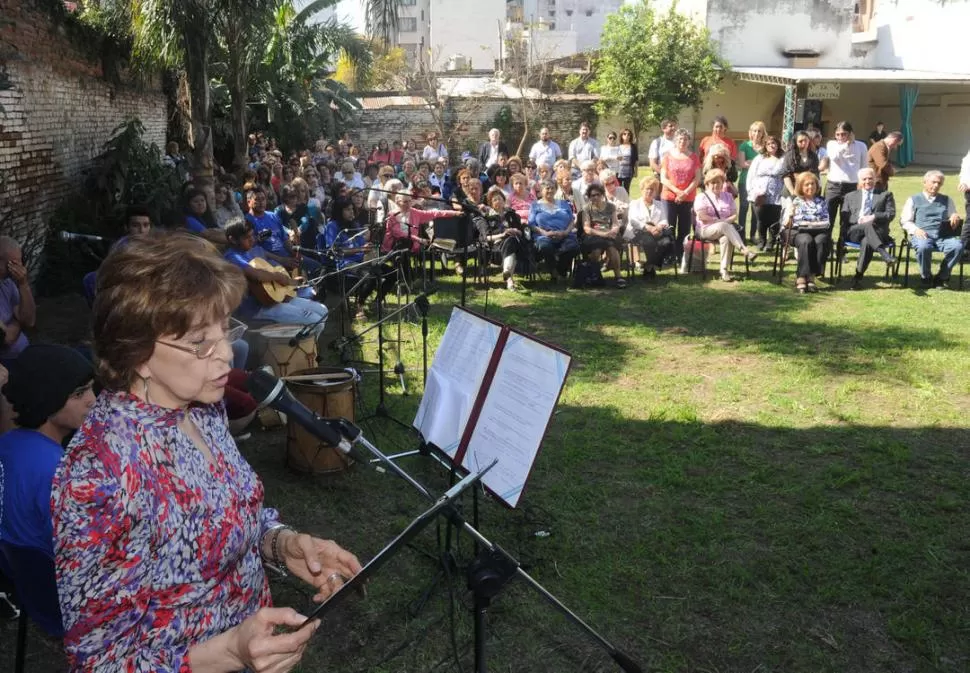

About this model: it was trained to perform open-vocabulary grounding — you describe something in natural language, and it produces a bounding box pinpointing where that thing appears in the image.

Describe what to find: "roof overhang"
[732,67,970,87]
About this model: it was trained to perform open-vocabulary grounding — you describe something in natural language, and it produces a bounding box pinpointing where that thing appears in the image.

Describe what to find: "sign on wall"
[806,82,841,100]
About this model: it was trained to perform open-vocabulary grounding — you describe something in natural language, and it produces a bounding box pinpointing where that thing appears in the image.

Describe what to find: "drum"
[251,324,319,377]
[285,367,357,474]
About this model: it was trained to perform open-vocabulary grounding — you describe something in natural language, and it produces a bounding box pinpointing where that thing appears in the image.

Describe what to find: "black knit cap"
[2,345,94,429]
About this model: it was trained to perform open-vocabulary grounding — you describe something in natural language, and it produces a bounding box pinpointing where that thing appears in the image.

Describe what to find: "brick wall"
[354,96,598,164]
[0,0,167,247]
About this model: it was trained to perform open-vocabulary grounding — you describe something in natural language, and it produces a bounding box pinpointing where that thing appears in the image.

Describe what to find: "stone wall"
[0,0,167,247]
[354,95,599,164]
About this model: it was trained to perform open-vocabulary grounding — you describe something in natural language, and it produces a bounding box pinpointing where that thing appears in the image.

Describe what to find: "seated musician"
[321,197,383,317]
[382,190,461,256]
[245,185,299,271]
[781,172,831,294]
[0,236,35,368]
[224,217,328,331]
[83,205,155,307]
[483,187,531,291]
[183,188,229,245]
[0,345,95,557]
[626,176,674,278]
[840,167,897,289]
[900,170,965,288]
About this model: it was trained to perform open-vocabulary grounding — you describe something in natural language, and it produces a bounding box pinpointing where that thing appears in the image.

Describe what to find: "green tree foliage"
[590,0,727,135]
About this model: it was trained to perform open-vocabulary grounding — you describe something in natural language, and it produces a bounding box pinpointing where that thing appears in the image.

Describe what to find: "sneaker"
[745,250,759,262]
[506,277,515,291]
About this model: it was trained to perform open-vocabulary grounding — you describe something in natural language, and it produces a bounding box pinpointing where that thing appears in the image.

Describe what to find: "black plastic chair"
[0,541,64,673]
[896,232,967,288]
[835,237,898,284]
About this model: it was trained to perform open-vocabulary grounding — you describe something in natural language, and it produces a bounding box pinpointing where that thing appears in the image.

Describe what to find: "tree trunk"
[184,33,215,203]
[515,98,530,158]
[230,86,248,174]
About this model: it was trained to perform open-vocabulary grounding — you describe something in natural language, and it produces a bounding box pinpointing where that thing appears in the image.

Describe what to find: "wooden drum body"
[252,324,319,377]
[285,368,357,474]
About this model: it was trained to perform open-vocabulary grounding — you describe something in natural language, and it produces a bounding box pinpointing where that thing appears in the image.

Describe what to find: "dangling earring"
[140,375,152,404]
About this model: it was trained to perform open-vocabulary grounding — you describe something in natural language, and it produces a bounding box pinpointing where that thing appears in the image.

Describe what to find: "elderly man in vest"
[900,170,965,288]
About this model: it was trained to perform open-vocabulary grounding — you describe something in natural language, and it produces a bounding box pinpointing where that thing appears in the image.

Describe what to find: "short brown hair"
[793,171,821,198]
[93,233,245,390]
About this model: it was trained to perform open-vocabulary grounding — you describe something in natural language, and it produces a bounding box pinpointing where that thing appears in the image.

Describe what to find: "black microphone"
[288,324,313,347]
[245,368,370,465]
[60,231,108,244]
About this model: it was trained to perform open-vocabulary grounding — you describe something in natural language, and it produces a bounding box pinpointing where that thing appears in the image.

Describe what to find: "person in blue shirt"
[0,345,95,556]
[244,185,299,272]
[223,217,328,331]
[182,188,228,246]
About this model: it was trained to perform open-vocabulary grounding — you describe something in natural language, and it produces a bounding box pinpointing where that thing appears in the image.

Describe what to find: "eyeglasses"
[157,318,247,360]
[607,136,616,140]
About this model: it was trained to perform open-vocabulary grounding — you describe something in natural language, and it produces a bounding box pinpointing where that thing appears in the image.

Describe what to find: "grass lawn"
[2,169,968,672]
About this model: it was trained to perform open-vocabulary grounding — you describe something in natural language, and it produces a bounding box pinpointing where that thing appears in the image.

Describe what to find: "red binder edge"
[452,324,509,467]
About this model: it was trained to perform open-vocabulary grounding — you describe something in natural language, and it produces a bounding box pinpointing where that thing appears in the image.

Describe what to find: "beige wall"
[599,78,969,168]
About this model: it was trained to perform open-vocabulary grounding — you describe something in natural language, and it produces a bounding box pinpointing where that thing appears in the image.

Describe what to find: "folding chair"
[0,542,64,673]
[835,237,898,284]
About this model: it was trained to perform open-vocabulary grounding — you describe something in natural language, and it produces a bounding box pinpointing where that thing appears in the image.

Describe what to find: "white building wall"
[429,0,505,70]
[705,0,857,67]
[553,0,623,52]
[867,0,970,72]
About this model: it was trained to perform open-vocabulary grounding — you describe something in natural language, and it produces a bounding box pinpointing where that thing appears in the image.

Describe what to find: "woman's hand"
[228,607,317,673]
[281,532,363,602]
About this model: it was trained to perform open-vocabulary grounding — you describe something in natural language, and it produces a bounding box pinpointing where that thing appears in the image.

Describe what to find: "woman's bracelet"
[262,524,297,576]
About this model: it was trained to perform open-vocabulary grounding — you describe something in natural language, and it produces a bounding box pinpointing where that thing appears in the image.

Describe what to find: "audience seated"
[900,170,965,288]
[579,183,626,288]
[691,168,758,282]
[781,172,831,294]
[840,167,897,288]
[530,180,579,282]
[625,176,674,278]
[483,187,532,291]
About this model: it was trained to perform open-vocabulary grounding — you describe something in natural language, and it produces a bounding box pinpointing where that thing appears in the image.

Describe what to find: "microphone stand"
[328,419,642,673]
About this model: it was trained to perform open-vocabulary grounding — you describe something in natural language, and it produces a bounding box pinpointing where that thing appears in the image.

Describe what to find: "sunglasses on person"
[157,318,248,360]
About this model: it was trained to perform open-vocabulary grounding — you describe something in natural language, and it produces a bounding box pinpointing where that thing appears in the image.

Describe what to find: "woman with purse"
[782,172,831,293]
[692,168,759,282]
[745,135,786,250]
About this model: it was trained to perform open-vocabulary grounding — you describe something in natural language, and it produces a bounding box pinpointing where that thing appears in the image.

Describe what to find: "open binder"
[413,306,572,508]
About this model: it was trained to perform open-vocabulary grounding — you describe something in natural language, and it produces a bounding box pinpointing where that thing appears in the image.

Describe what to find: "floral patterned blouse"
[51,390,281,672]
[785,196,830,230]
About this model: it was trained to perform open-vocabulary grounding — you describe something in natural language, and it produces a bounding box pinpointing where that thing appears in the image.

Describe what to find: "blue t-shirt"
[223,246,268,317]
[0,279,28,361]
[0,429,63,555]
[320,220,367,269]
[246,211,288,256]
[184,215,211,233]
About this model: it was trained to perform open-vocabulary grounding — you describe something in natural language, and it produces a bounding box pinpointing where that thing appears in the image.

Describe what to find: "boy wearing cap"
[0,345,95,555]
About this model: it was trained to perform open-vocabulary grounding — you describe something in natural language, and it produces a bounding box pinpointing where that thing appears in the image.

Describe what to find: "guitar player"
[245,185,300,271]
[223,217,328,331]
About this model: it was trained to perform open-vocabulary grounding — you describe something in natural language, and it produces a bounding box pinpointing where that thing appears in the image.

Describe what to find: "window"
[399,17,418,32]
[853,0,875,32]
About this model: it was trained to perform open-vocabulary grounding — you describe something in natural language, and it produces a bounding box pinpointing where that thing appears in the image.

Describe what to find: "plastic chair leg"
[15,607,27,673]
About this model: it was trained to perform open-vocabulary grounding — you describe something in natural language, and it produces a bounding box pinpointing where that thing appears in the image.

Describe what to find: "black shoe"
[851,273,863,290]
[933,275,945,288]
[880,252,897,265]
[643,268,657,279]
[920,277,933,288]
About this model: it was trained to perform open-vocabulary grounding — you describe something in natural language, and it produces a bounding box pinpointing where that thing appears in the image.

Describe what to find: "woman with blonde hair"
[738,121,767,242]
[781,171,831,293]
[626,175,673,277]
[691,168,759,281]
[702,144,738,198]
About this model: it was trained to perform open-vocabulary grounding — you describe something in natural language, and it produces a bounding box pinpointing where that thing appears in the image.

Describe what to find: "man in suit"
[478,128,508,170]
[867,131,903,191]
[841,168,897,289]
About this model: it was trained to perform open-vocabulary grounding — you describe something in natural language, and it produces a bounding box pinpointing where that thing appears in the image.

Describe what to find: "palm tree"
[365,0,401,46]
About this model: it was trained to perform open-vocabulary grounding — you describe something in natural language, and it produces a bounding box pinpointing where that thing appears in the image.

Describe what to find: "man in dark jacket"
[478,128,508,170]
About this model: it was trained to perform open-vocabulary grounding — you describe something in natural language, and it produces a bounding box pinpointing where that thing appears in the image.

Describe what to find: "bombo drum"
[251,324,319,377]
[285,368,357,474]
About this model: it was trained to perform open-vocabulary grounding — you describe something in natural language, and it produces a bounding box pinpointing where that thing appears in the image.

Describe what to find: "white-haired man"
[900,170,965,288]
[478,128,508,169]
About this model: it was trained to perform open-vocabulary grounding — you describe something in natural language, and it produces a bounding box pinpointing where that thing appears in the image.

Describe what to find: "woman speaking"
[51,233,362,672]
